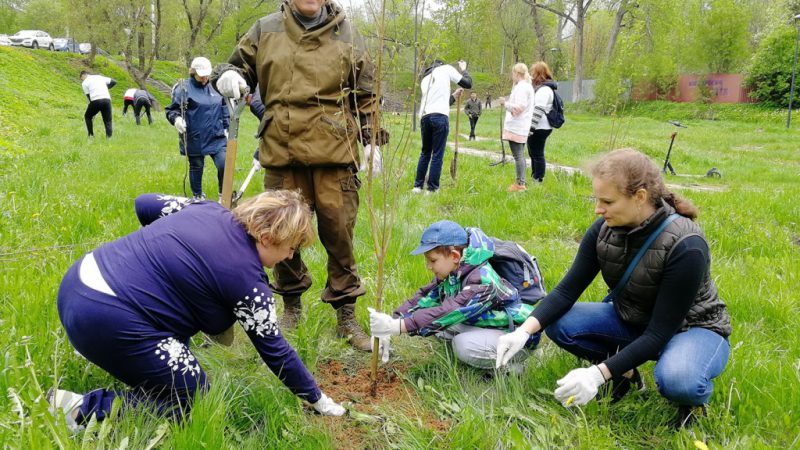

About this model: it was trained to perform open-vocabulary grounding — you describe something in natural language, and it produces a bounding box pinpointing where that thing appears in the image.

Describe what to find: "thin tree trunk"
[605,0,628,64]
[531,5,547,62]
[573,12,584,102]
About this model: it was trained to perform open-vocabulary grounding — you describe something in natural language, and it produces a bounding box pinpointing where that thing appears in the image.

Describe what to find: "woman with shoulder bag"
[527,61,557,184]
[496,149,732,428]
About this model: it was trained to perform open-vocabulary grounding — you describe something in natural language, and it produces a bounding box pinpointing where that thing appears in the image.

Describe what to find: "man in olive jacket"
[212,0,386,351]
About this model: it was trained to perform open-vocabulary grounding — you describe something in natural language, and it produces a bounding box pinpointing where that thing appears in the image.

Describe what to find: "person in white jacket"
[498,63,535,192]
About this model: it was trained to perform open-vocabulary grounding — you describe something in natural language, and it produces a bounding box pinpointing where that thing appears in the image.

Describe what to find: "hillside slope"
[0,47,180,159]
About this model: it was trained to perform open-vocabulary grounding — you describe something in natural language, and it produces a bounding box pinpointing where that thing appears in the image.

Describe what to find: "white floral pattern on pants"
[155,337,201,377]
[156,194,196,217]
[235,287,278,337]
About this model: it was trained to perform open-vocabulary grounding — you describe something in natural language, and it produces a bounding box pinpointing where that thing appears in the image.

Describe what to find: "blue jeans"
[414,114,449,191]
[188,151,226,197]
[545,302,730,406]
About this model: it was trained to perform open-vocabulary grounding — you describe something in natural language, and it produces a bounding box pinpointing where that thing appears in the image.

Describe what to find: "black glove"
[361,127,390,146]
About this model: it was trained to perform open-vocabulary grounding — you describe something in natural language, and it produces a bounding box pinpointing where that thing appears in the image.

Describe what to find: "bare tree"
[498,0,534,64]
[523,0,595,101]
[605,0,633,64]
[180,0,233,64]
[122,0,162,91]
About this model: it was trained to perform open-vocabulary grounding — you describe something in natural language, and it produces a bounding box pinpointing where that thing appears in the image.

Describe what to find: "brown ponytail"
[589,149,699,220]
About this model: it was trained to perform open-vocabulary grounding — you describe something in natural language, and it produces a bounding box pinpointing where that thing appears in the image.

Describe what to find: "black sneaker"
[673,405,706,429]
[607,368,645,403]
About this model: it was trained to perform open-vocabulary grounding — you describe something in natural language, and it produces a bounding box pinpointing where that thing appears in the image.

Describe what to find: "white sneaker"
[46,388,85,433]
[411,187,423,194]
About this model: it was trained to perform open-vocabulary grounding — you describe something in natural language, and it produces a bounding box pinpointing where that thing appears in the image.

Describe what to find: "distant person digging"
[47,191,346,433]
[131,89,156,125]
[413,58,472,193]
[80,70,116,138]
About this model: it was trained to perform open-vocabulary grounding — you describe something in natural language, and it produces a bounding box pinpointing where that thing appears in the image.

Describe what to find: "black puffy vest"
[596,204,731,337]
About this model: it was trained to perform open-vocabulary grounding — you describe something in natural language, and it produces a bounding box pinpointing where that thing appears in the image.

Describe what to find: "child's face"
[424,248,461,280]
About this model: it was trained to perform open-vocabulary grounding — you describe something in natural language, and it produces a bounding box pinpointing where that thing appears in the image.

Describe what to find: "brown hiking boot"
[279,296,302,331]
[507,183,527,192]
[335,304,372,351]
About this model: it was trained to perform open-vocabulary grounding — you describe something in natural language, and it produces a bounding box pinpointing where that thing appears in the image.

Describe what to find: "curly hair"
[232,190,316,248]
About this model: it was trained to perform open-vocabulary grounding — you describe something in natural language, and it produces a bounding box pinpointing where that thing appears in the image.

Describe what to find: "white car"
[9,30,54,50]
[0,34,11,46]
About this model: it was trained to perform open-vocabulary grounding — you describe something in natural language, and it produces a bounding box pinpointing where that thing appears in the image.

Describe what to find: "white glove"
[554,366,606,407]
[368,307,402,337]
[252,158,261,169]
[311,393,346,416]
[457,60,467,72]
[174,116,186,134]
[224,129,229,139]
[495,328,530,368]
[372,335,391,364]
[217,70,247,99]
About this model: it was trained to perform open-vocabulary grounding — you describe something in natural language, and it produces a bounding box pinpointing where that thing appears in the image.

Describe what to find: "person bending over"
[48,191,345,433]
[80,70,116,138]
[496,149,731,428]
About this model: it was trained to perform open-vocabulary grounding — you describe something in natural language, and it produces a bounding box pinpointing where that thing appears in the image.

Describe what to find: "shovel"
[208,86,250,346]
[490,113,508,166]
[450,95,462,180]
[220,87,251,209]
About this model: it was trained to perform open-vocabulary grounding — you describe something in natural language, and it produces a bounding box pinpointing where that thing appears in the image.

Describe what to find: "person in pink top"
[498,63,535,192]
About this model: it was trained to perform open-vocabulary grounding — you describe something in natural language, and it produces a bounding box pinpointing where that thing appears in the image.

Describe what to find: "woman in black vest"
[496,148,731,428]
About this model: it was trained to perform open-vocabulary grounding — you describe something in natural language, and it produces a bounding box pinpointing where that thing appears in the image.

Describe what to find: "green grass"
[2,46,800,449]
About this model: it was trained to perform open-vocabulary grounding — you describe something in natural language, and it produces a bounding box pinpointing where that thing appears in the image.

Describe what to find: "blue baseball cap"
[410,220,468,255]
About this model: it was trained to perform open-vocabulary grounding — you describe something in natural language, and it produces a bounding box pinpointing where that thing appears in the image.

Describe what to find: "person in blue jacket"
[47,190,346,433]
[165,57,230,200]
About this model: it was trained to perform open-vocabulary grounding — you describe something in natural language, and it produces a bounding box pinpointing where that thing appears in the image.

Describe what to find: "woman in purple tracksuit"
[48,191,345,432]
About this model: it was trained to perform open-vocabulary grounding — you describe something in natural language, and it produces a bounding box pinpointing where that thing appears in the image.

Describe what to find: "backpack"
[488,238,547,305]
[545,87,565,129]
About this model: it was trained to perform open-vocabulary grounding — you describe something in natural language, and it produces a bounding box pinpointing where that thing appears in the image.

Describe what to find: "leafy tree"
[745,25,798,107]
[687,0,750,73]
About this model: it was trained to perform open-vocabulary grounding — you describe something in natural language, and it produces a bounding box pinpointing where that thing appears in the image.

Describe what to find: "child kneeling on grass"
[369,220,541,370]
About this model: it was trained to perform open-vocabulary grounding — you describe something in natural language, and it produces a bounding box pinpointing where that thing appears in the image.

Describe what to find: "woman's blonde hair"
[512,62,532,83]
[530,61,553,86]
[232,190,316,248]
[589,148,699,220]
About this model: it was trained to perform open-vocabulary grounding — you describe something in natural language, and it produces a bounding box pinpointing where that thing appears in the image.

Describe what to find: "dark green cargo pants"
[263,166,366,308]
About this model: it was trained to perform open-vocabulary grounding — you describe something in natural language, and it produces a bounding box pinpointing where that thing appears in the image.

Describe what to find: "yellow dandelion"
[565,395,575,406]
[693,440,709,450]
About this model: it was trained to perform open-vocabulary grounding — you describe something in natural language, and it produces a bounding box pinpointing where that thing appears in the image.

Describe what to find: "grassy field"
[1,46,799,449]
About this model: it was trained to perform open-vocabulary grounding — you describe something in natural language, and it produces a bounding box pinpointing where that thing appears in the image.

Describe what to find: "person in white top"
[498,63,535,192]
[527,61,557,183]
[413,59,472,193]
[122,88,136,116]
[80,71,116,138]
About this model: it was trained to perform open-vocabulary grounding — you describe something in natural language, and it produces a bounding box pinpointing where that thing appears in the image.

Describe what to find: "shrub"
[745,26,798,107]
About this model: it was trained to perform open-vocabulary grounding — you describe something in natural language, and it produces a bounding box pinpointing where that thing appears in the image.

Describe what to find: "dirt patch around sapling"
[311,359,451,449]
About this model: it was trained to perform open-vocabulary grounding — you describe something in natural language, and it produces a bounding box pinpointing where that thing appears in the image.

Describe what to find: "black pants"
[85,99,113,137]
[468,116,479,138]
[526,129,552,182]
[133,100,152,125]
[122,99,133,115]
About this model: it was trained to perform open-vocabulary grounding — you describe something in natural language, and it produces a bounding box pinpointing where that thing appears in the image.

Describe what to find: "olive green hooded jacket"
[218,1,378,168]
